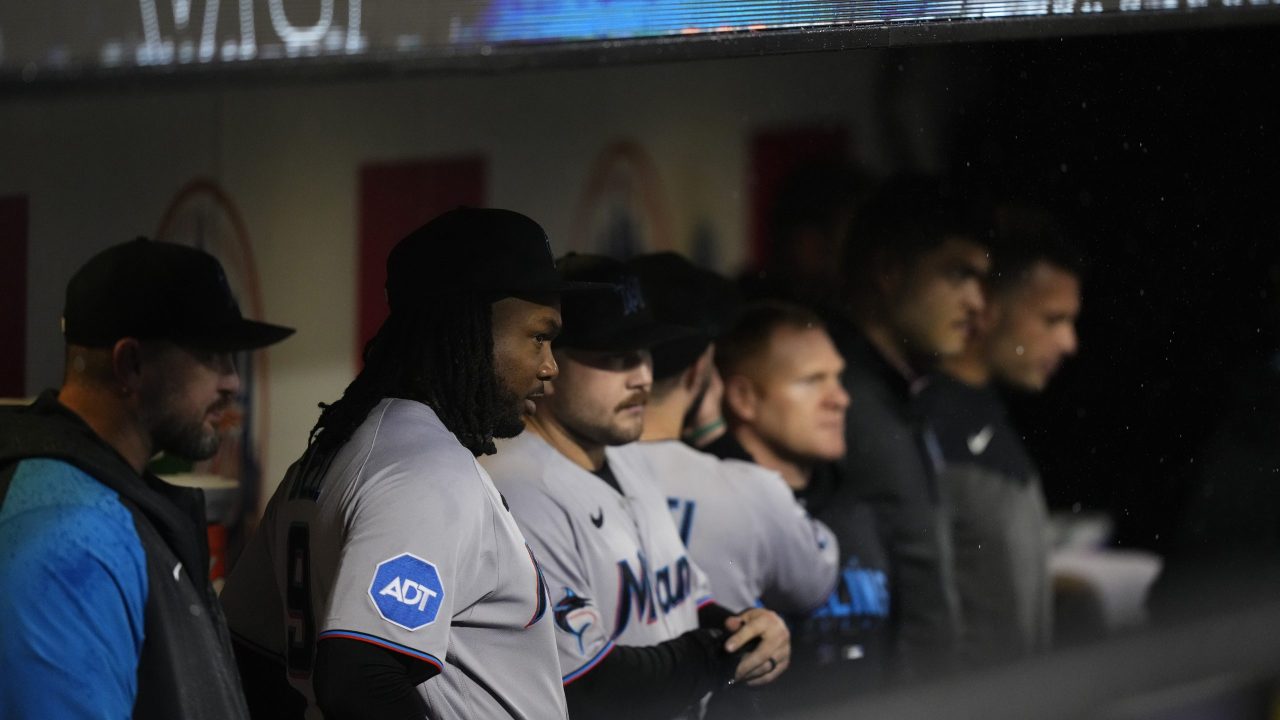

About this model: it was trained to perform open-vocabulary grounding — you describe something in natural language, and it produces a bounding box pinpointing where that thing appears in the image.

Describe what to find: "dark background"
[933,26,1280,558]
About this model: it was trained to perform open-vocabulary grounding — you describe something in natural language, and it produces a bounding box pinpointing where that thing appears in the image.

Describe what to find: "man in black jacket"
[830,177,990,681]
[711,300,891,705]
[0,238,293,719]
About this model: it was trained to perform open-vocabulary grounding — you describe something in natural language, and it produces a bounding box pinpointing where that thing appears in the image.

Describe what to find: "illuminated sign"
[0,0,1275,81]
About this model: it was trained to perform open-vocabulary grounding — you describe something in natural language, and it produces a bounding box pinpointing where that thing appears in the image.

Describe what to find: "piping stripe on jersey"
[695,595,715,610]
[525,544,550,629]
[562,640,616,686]
[317,630,444,671]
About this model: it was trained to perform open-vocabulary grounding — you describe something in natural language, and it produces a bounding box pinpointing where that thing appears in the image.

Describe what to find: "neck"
[640,393,686,442]
[57,383,152,474]
[856,315,920,383]
[940,343,991,387]
[525,412,606,472]
[732,425,812,491]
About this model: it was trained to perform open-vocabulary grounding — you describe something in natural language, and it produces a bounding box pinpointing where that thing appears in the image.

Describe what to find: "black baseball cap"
[628,252,743,379]
[385,207,605,310]
[63,238,294,352]
[629,252,743,340]
[555,253,698,353]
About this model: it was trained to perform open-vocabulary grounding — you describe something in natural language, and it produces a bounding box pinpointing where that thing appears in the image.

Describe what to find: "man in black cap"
[222,208,576,720]
[482,254,791,720]
[0,238,293,719]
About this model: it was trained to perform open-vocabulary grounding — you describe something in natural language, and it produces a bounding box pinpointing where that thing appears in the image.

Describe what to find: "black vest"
[0,391,250,720]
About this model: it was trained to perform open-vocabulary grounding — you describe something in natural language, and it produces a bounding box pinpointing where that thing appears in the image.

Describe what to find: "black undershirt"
[232,636,436,720]
[592,460,624,495]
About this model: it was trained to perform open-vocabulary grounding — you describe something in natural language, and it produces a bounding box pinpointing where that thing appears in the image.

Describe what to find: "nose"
[629,350,654,391]
[828,381,851,411]
[539,346,559,381]
[829,381,849,409]
[218,353,241,396]
[1061,324,1079,357]
[965,279,985,314]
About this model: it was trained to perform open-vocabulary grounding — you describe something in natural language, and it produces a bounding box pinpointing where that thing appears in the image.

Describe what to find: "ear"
[723,374,760,423]
[111,338,145,394]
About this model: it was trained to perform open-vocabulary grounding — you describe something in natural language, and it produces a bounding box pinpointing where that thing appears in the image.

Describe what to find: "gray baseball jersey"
[481,431,713,687]
[221,398,567,720]
[611,440,839,613]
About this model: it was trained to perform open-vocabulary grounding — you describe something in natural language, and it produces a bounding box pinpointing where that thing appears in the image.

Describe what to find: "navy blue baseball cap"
[628,252,742,379]
[63,238,294,352]
[554,253,697,353]
[385,207,606,310]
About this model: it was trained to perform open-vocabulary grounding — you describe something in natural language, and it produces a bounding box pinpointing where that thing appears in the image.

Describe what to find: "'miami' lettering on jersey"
[811,558,889,621]
[666,497,697,546]
[614,552,693,636]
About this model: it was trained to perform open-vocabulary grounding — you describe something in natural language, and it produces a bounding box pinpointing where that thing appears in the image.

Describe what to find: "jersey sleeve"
[736,463,841,613]
[0,461,148,719]
[221,510,286,658]
[688,553,717,611]
[502,482,614,684]
[319,451,484,673]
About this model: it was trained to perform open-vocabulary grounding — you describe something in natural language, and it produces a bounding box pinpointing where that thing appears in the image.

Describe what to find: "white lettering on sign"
[134,0,365,66]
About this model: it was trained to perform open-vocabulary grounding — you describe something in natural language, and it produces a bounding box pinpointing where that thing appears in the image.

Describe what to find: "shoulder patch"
[369,553,445,631]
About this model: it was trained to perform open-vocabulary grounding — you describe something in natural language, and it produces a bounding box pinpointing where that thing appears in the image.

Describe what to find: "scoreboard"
[1,0,1277,84]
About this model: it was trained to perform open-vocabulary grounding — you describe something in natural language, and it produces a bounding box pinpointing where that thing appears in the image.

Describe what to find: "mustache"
[614,392,649,412]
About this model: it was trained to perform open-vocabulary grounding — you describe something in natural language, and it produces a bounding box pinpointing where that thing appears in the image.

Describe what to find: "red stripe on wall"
[748,127,848,270]
[0,195,29,397]
[356,158,486,360]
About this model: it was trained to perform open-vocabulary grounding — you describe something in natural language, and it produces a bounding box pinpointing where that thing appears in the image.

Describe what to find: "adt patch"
[369,553,445,631]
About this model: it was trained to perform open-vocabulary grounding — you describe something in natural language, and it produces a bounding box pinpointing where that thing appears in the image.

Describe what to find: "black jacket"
[828,327,961,682]
[0,391,250,720]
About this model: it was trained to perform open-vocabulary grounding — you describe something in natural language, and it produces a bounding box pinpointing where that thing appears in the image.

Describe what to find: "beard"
[138,375,225,462]
[490,382,528,440]
[144,404,222,461]
[558,397,647,448]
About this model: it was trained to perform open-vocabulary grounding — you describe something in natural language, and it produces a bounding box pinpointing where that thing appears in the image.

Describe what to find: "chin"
[606,424,644,446]
[492,412,529,439]
[813,447,846,462]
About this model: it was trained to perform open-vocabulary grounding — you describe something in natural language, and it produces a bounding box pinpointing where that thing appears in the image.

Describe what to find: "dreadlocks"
[309,292,505,457]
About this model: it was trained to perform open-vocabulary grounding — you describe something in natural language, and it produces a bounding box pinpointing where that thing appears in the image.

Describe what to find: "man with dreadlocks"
[222,208,582,720]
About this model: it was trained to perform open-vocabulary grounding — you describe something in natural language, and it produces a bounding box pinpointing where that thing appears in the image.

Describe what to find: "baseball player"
[614,252,839,614]
[481,255,791,720]
[221,209,581,719]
